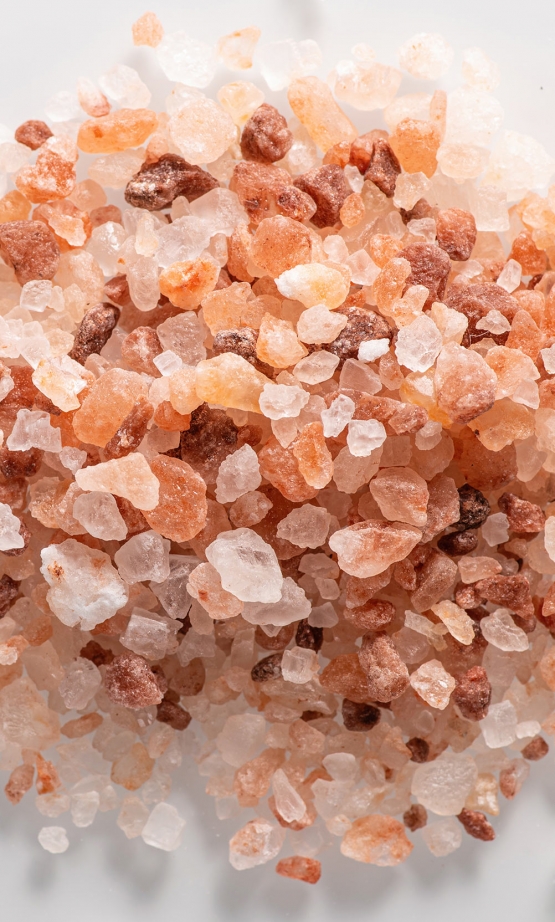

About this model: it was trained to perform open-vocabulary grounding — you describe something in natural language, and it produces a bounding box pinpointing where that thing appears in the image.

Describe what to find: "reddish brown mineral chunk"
[0,220,60,284]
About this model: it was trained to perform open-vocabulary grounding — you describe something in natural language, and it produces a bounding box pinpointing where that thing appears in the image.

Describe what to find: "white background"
[3,1,555,919]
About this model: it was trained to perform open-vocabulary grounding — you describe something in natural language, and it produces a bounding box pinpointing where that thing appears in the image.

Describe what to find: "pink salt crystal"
[369,467,429,527]
[340,815,413,866]
[75,454,160,511]
[206,528,283,603]
[329,520,421,577]
[38,826,69,854]
[229,817,285,870]
[435,343,497,425]
[229,491,273,527]
[288,77,357,152]
[410,660,456,710]
[458,556,502,584]
[217,27,261,70]
[276,505,331,548]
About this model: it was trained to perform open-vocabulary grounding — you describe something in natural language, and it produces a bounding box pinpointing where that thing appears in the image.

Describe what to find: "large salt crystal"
[0,503,24,551]
[485,130,555,200]
[215,444,261,503]
[156,31,216,87]
[72,492,127,541]
[98,65,151,109]
[480,700,518,748]
[277,504,331,549]
[329,520,421,577]
[121,609,173,660]
[395,314,442,373]
[398,33,453,80]
[58,658,101,711]
[369,467,429,527]
[393,172,432,211]
[321,395,355,438]
[482,512,510,546]
[75,454,160,511]
[347,419,387,457]
[217,713,266,767]
[259,39,322,91]
[410,660,455,710]
[293,351,339,384]
[242,577,310,627]
[195,353,271,414]
[189,187,248,237]
[216,26,260,70]
[32,356,89,412]
[38,826,69,854]
[480,609,529,652]
[276,264,350,310]
[281,646,319,684]
[156,217,211,268]
[141,803,186,852]
[169,97,236,165]
[272,768,306,822]
[462,47,500,91]
[412,753,477,815]
[206,528,283,603]
[431,601,475,645]
[114,532,171,585]
[421,817,462,857]
[229,818,285,870]
[297,304,348,344]
[7,409,62,452]
[444,86,504,147]
[259,383,309,420]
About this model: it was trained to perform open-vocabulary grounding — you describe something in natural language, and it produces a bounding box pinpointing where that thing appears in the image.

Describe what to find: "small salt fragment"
[217,27,261,70]
[297,305,348,345]
[141,803,185,852]
[229,818,285,870]
[59,658,101,710]
[431,601,475,645]
[114,531,171,585]
[321,395,355,438]
[153,351,182,377]
[75,454,160,511]
[38,826,69,854]
[496,259,522,294]
[482,513,510,547]
[242,578,310,627]
[358,339,390,363]
[412,753,477,816]
[476,310,511,334]
[272,768,306,822]
[260,383,309,420]
[480,700,518,749]
[421,818,462,857]
[410,660,456,710]
[276,264,350,311]
[0,504,24,551]
[98,65,151,109]
[347,419,387,456]
[480,609,529,653]
[462,47,500,91]
[293,351,339,384]
[156,32,216,87]
[340,815,413,866]
[415,420,442,451]
[395,315,442,373]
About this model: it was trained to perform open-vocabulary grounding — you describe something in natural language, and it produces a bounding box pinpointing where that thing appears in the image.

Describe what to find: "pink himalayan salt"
[329,520,421,577]
[340,815,413,866]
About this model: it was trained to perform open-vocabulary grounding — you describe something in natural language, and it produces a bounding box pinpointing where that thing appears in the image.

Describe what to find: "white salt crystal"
[217,713,266,767]
[294,351,340,385]
[153,350,183,376]
[0,371,13,404]
[215,444,262,504]
[0,141,31,173]
[398,33,453,80]
[470,184,510,233]
[260,383,309,420]
[58,658,101,710]
[0,503,23,551]
[36,792,70,818]
[20,280,53,313]
[297,304,348,345]
[157,312,207,364]
[141,802,186,852]
[462,47,500,91]
[482,512,510,546]
[480,700,518,748]
[259,39,322,91]
[541,344,555,375]
[393,172,432,211]
[121,609,173,661]
[75,453,160,511]
[480,609,529,652]
[114,531,171,585]
[44,91,81,122]
[321,394,355,438]
[277,504,331,549]
[7,409,62,453]
[476,309,512,334]
[496,259,522,294]
[117,796,149,839]
[38,826,69,854]
[309,602,338,627]
[485,130,555,200]
[98,64,151,109]
[444,86,504,148]
[229,818,285,870]
[345,250,380,286]
[415,420,443,451]
[242,577,310,627]
[340,358,382,394]
[169,100,236,167]
[156,32,216,87]
[272,768,306,823]
[71,791,100,828]
[395,314,442,373]
[206,528,283,603]
[411,753,477,815]
[72,492,127,541]
[281,646,319,684]
[323,235,349,263]
[516,720,542,740]
[333,445,382,493]
[458,556,502,584]
[421,817,462,857]
[358,339,390,363]
[329,59,402,112]
[347,419,387,456]
[410,659,456,710]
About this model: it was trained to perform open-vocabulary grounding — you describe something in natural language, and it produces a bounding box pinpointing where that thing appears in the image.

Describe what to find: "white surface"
[3,0,555,918]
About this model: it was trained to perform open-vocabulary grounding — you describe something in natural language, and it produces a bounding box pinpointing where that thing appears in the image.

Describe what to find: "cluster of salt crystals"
[1,11,555,883]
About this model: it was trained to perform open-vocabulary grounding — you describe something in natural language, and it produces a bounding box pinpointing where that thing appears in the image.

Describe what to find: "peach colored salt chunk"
[195,353,272,414]
[431,601,475,645]
[369,467,429,527]
[75,453,160,511]
[187,562,243,619]
[291,422,333,489]
[169,98,237,166]
[276,856,321,884]
[340,815,413,866]
[168,366,203,416]
[288,77,357,152]
[329,520,421,577]
[0,190,31,223]
[258,437,318,502]
[256,314,308,368]
[276,263,349,310]
[132,12,163,47]
[111,743,154,791]
[217,82,265,127]
[217,27,261,70]
[469,399,534,452]
[410,659,456,710]
[159,258,219,310]
[434,343,497,425]
[73,368,148,448]
[201,282,271,334]
[32,357,91,413]
[78,109,158,154]
[143,455,207,542]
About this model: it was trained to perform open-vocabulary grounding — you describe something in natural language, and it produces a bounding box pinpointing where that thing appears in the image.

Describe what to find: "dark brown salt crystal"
[14,120,53,150]
[113,495,149,537]
[0,575,20,616]
[475,574,533,619]
[455,584,484,610]
[4,763,34,805]
[457,808,495,842]
[295,619,323,653]
[406,738,430,763]
[498,492,545,533]
[396,242,451,308]
[356,137,401,197]
[435,208,477,261]
[455,484,490,531]
[251,653,283,682]
[438,529,479,556]
[327,308,392,367]
[104,652,165,709]
[0,220,60,285]
[341,698,381,732]
[1,366,37,414]
[69,302,121,365]
[212,328,272,376]
[452,666,491,721]
[170,659,205,697]
[124,154,219,210]
[0,447,42,480]
[156,698,192,731]
[403,804,427,831]
[358,633,410,703]
[0,477,27,513]
[80,639,114,666]
[521,736,549,761]
[293,164,350,228]
[240,104,293,163]
[181,404,261,483]
[399,198,434,224]
[255,623,295,651]
[103,397,153,460]
[410,549,458,613]
[445,283,518,346]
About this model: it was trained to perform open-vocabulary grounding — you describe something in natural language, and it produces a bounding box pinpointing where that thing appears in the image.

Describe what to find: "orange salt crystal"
[340,192,365,227]
[255,313,308,368]
[195,353,272,413]
[258,437,318,502]
[153,401,190,431]
[250,215,313,277]
[340,815,413,866]
[389,118,441,177]
[159,258,220,309]
[509,230,548,275]
[0,190,31,224]
[111,743,154,792]
[290,422,333,490]
[202,282,266,333]
[288,77,357,152]
[73,368,149,448]
[132,11,163,47]
[15,149,76,204]
[372,257,412,312]
[320,653,370,703]
[143,455,207,543]
[468,399,534,451]
[505,309,544,361]
[187,562,243,619]
[276,856,321,884]
[77,109,158,154]
[227,224,255,282]
[367,234,403,268]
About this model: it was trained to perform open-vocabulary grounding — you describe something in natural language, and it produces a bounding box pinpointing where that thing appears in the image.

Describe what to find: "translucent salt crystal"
[393,172,432,211]
[75,453,160,511]
[431,601,475,645]
[206,528,283,603]
[36,793,70,818]
[476,309,512,334]
[329,59,402,112]
[77,77,109,118]
[347,419,387,456]
[98,65,151,109]
[0,503,24,551]
[411,753,477,815]
[321,395,355,438]
[72,492,127,541]
[32,356,89,413]
[157,312,207,365]
[358,339,390,363]
[516,720,542,740]
[272,769,306,822]
[215,444,261,503]
[480,609,529,653]
[7,409,62,452]
[458,556,502,584]
[259,39,322,91]
[496,259,522,294]
[153,350,182,376]
[421,817,462,857]
[259,383,309,420]
[395,314,442,373]
[541,345,555,375]
[462,47,500,91]
[384,92,432,129]
[410,659,456,710]
[117,796,149,839]
[216,26,260,70]
[300,554,340,579]
[297,305,348,345]
[277,504,331,549]
[333,445,382,493]
[309,601,339,626]
[20,280,53,312]
[87,222,127,276]
[276,264,350,311]
[59,658,101,710]
[293,351,339,385]
[480,700,518,749]
[189,188,248,237]
[485,130,555,200]
[229,818,285,870]
[217,80,265,126]
[89,150,145,190]
[339,358,382,395]
[156,32,216,87]
[0,371,14,403]
[71,791,100,828]
[0,141,32,173]
[242,577,310,627]
[121,609,173,660]
[469,183,509,232]
[345,250,380,286]
[415,420,443,451]
[323,235,349,263]
[482,512,510,546]
[444,86,504,148]
[437,143,490,181]
[217,713,266,767]
[281,647,319,684]
[169,96,236,165]
[141,803,186,852]
[38,826,69,854]
[44,91,81,122]
[41,538,128,631]
[398,33,453,80]
[115,531,171,585]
